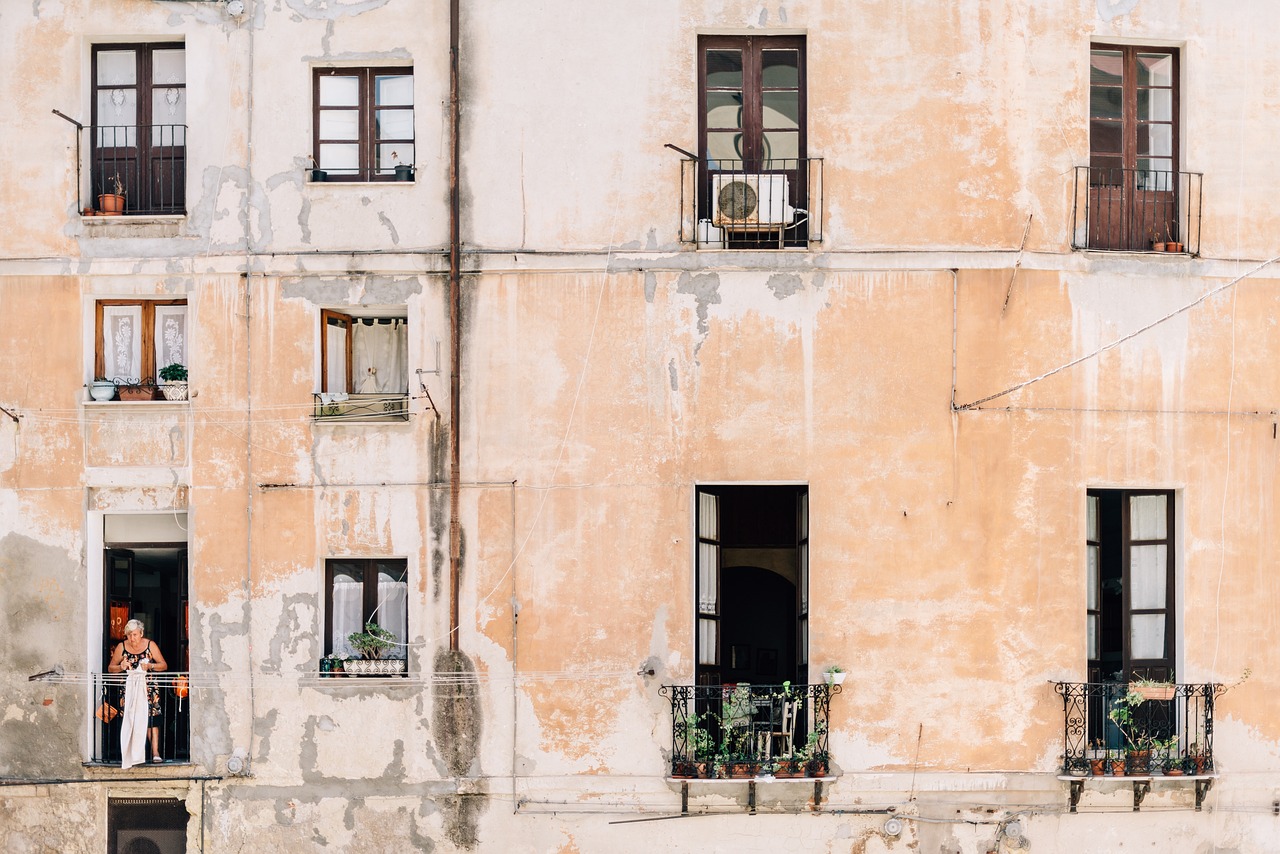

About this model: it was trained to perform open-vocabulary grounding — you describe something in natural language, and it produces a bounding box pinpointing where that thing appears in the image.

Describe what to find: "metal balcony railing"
[1054,681,1220,778]
[89,124,187,215]
[1071,166,1202,255]
[312,392,410,421]
[680,158,823,249]
[660,682,837,779]
[91,671,192,765]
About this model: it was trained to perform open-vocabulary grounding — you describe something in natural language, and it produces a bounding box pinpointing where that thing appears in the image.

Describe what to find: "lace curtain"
[330,574,363,659]
[102,305,142,381]
[352,319,407,394]
[155,305,187,372]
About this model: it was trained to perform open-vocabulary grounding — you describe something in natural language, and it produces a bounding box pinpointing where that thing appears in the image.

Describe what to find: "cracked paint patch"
[766,272,803,299]
[675,271,721,336]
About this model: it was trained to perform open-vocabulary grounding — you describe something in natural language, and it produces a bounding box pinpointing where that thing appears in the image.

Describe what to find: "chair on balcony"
[755,696,796,760]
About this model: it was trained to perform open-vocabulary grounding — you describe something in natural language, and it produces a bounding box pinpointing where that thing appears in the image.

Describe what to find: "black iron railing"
[680,158,823,249]
[312,392,410,421]
[89,124,187,215]
[660,682,837,779]
[1071,166,1202,254]
[91,671,191,765]
[1054,681,1220,777]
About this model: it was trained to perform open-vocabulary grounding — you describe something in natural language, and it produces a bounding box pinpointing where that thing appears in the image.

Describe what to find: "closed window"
[313,67,414,181]
[325,558,408,659]
[95,299,188,384]
[91,43,186,214]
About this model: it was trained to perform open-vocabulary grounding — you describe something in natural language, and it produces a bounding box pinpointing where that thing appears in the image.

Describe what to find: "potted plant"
[1129,676,1176,702]
[158,363,189,401]
[823,665,846,686]
[391,151,414,181]
[89,378,117,401]
[98,174,125,215]
[117,379,159,401]
[344,622,404,674]
[803,723,829,777]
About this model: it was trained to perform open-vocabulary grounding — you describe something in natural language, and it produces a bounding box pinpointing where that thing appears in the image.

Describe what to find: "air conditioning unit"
[711,173,795,227]
[117,829,186,854]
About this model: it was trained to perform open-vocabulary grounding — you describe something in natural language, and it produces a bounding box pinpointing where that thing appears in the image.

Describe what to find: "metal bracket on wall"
[1196,778,1213,811]
[748,780,757,815]
[1068,779,1085,813]
[1132,780,1151,811]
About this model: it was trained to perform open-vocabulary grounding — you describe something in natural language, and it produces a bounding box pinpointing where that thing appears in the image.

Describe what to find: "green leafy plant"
[159,363,188,382]
[347,622,397,660]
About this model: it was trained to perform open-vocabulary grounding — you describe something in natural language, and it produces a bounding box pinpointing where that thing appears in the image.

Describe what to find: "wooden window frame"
[319,309,408,394]
[697,35,807,169]
[313,67,415,182]
[94,299,187,382]
[1089,44,1179,177]
[323,558,409,657]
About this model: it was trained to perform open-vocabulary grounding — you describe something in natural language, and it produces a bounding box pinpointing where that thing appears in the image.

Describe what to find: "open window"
[92,300,187,400]
[325,558,408,668]
[108,797,189,854]
[696,485,808,686]
[1087,489,1175,683]
[91,43,186,215]
[315,309,409,420]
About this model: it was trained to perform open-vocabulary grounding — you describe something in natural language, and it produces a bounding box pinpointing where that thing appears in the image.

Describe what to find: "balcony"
[1071,166,1202,255]
[679,158,824,249]
[1054,681,1220,812]
[312,392,410,422]
[91,671,191,765]
[87,124,187,216]
[660,682,837,780]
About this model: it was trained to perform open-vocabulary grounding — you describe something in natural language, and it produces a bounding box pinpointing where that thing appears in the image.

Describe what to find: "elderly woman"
[108,618,168,763]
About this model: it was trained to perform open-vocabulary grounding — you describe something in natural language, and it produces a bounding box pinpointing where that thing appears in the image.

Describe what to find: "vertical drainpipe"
[448,0,462,652]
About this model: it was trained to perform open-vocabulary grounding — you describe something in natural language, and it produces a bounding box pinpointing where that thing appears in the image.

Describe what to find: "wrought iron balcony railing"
[1054,681,1220,778]
[88,124,187,216]
[660,682,837,779]
[1071,166,1202,255]
[680,158,824,249]
[312,392,410,421]
[91,671,192,765]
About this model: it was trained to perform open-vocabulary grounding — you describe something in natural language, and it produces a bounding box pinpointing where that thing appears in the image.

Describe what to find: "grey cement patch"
[377,212,401,245]
[766,272,804,299]
[280,277,354,304]
[644,272,657,303]
[668,359,678,391]
[675,271,721,336]
[361,276,422,304]
[254,708,279,765]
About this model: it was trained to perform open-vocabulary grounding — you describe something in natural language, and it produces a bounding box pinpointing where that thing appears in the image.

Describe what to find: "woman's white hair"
[124,618,145,635]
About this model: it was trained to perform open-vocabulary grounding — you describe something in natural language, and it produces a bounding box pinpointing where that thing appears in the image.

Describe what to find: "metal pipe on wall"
[448,0,462,652]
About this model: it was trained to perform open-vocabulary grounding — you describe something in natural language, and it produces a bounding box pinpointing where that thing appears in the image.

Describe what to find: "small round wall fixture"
[226,0,245,16]
[883,817,904,837]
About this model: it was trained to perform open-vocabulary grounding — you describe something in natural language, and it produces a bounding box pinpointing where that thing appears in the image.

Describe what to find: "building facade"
[2,0,1280,851]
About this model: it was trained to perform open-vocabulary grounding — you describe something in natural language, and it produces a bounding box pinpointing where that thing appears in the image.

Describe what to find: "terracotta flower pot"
[98,193,125,214]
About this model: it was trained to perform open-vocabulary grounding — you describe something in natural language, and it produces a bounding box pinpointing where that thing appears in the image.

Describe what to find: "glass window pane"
[1089,86,1122,120]
[98,50,137,86]
[319,143,359,174]
[319,110,359,140]
[1088,545,1099,609]
[1090,119,1122,153]
[698,618,718,665]
[1139,124,1173,157]
[154,306,187,372]
[152,88,186,129]
[1088,495,1099,540]
[102,305,142,381]
[376,75,413,106]
[698,542,718,612]
[763,130,798,161]
[152,49,186,85]
[97,88,138,130]
[762,49,799,88]
[1131,614,1166,659]
[1138,89,1173,122]
[698,492,717,538]
[377,143,414,174]
[331,564,364,658]
[319,75,359,107]
[376,109,414,140]
[1137,160,1173,184]
[325,321,349,391]
[705,91,743,129]
[1088,614,1099,660]
[1130,494,1167,539]
[763,91,799,129]
[1138,53,1173,87]
[1090,50,1122,85]
[1130,544,1167,609]
[376,562,408,652]
[798,542,809,612]
[706,131,742,162]
[706,49,742,88]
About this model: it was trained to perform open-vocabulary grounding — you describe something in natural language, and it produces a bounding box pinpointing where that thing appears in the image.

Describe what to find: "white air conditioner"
[711,173,794,227]
[117,829,186,854]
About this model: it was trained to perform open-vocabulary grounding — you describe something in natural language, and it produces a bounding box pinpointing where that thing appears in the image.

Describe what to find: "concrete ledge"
[81,215,186,239]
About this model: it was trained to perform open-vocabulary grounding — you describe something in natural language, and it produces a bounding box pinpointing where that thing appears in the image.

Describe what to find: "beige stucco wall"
[4,1,1280,852]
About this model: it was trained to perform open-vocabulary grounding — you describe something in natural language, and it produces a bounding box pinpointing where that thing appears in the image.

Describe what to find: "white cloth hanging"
[331,575,363,658]
[352,319,407,394]
[377,576,408,656]
[119,667,149,769]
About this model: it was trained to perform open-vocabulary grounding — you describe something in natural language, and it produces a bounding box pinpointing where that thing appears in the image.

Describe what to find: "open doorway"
[95,514,190,764]
[695,485,807,687]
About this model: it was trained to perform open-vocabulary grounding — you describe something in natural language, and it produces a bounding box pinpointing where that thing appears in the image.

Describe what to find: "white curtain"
[102,305,142,381]
[352,319,407,394]
[154,305,187,374]
[326,322,349,393]
[376,573,408,658]
[331,574,363,658]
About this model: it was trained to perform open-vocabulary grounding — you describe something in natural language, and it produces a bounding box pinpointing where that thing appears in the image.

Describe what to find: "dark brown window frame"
[323,557,409,658]
[312,67,415,182]
[94,299,187,383]
[90,42,187,215]
[697,34,807,168]
[1089,43,1179,177]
